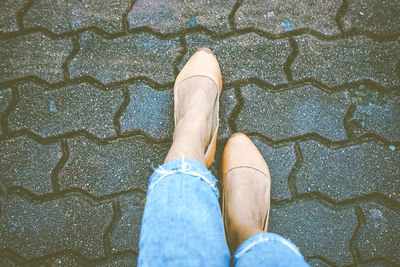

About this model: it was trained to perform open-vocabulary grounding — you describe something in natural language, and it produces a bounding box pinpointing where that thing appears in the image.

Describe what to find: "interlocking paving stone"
[269,200,357,265]
[120,83,173,140]
[292,35,400,88]
[24,0,131,34]
[296,141,400,201]
[128,0,236,34]
[0,195,113,259]
[342,0,400,36]
[182,33,290,85]
[250,137,295,201]
[58,136,169,197]
[235,0,341,35]
[218,87,237,141]
[69,32,181,84]
[350,90,400,142]
[8,82,123,138]
[236,84,350,141]
[1,33,72,83]
[357,202,400,263]
[0,88,12,135]
[0,0,27,33]
[39,254,82,266]
[0,136,61,194]
[110,195,144,253]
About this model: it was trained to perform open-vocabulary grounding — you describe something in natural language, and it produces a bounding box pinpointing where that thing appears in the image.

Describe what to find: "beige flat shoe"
[221,133,271,251]
[174,47,222,168]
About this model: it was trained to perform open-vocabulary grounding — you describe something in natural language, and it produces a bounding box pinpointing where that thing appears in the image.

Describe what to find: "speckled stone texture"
[0,136,61,194]
[0,195,113,259]
[357,202,400,263]
[292,35,400,87]
[0,88,12,135]
[182,33,291,85]
[8,82,124,138]
[218,87,237,141]
[58,136,169,196]
[0,0,27,33]
[296,141,400,201]
[24,0,131,34]
[350,91,400,142]
[128,0,236,34]
[342,0,400,36]
[1,33,72,83]
[120,83,173,140]
[250,137,296,201]
[111,195,145,253]
[70,32,181,84]
[235,0,341,35]
[269,200,357,265]
[236,84,350,141]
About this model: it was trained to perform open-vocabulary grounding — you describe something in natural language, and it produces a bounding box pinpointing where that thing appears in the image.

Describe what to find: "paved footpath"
[1,0,399,266]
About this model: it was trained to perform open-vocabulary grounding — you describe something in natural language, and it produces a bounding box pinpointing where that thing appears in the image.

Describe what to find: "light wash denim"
[138,158,309,267]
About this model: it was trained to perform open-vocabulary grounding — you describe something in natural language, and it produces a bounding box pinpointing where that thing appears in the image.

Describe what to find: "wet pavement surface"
[1,0,399,266]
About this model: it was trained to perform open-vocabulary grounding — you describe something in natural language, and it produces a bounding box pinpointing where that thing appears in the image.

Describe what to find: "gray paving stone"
[349,89,400,142]
[218,87,237,141]
[292,35,400,87]
[39,254,82,267]
[296,141,400,201]
[269,200,357,265]
[110,195,144,253]
[0,33,72,83]
[128,0,236,34]
[342,0,400,36]
[120,83,173,140]
[235,0,341,35]
[24,0,131,34]
[357,202,400,263]
[58,136,169,197]
[236,84,350,141]
[9,82,123,138]
[96,254,137,267]
[182,33,290,85]
[0,0,27,33]
[0,136,61,194]
[0,88,12,135]
[250,137,295,201]
[0,195,113,259]
[69,32,181,84]
[309,259,332,267]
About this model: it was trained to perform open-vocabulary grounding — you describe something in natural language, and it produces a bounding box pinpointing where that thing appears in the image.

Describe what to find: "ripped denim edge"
[148,157,219,199]
[232,232,304,265]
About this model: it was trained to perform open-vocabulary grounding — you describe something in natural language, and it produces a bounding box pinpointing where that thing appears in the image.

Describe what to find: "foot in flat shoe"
[174,76,217,150]
[222,133,271,254]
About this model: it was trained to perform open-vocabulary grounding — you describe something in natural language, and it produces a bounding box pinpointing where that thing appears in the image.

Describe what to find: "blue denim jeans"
[138,159,309,266]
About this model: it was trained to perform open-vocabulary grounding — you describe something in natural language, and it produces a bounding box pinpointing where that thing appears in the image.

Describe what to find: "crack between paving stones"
[0,86,19,136]
[286,142,302,199]
[343,103,357,139]
[2,22,399,43]
[62,34,80,81]
[228,0,243,31]
[6,186,147,206]
[335,0,348,34]
[228,86,243,133]
[15,0,33,32]
[350,206,363,265]
[103,199,122,257]
[284,37,298,83]
[50,139,69,193]
[122,0,137,33]
[173,36,187,78]
[113,87,131,137]
[307,255,336,266]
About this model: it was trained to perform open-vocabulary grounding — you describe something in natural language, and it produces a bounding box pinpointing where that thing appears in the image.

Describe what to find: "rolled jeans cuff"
[148,158,219,198]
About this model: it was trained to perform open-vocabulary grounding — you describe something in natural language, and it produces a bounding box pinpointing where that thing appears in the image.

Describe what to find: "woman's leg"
[138,74,230,266]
